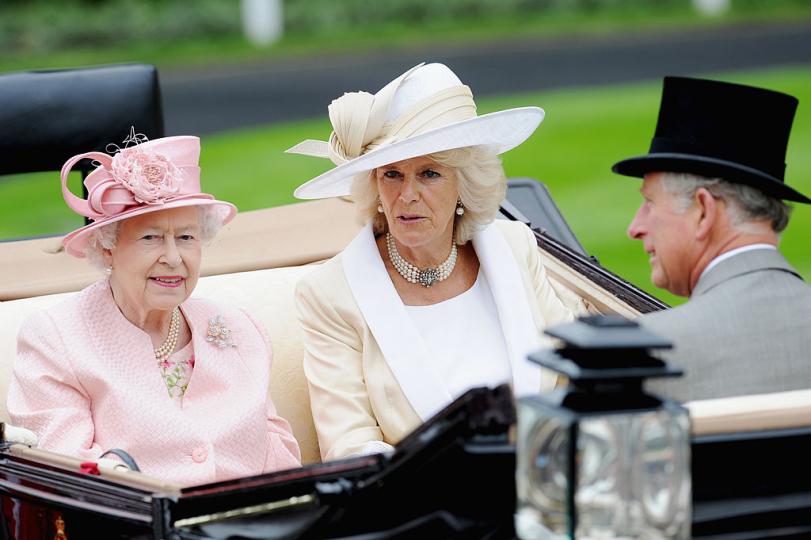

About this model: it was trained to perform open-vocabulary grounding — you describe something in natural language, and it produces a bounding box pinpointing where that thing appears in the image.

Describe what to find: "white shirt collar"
[699,244,777,281]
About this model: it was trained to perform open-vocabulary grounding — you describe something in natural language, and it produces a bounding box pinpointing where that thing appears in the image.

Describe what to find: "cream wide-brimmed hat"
[287,63,545,199]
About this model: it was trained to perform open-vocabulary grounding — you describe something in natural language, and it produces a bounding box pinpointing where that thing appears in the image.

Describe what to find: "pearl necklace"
[154,307,181,363]
[386,232,458,288]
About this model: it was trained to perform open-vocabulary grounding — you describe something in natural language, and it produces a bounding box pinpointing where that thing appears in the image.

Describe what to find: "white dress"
[357,270,512,456]
[404,269,512,402]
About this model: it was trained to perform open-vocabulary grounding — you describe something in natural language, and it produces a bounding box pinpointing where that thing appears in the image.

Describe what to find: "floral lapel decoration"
[206,315,236,349]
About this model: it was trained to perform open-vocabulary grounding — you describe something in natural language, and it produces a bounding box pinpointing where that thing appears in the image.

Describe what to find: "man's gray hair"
[350,145,507,244]
[660,172,792,233]
[83,205,224,269]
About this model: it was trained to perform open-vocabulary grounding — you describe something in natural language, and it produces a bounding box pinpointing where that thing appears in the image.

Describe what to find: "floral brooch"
[206,315,236,348]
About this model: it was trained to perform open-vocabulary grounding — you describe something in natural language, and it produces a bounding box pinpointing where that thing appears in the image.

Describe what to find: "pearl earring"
[377,202,384,214]
[455,200,465,216]
[105,266,113,275]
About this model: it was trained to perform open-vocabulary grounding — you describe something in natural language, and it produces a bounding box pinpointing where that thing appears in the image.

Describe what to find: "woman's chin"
[390,232,428,250]
[146,284,191,308]
[147,302,185,315]
[390,223,431,243]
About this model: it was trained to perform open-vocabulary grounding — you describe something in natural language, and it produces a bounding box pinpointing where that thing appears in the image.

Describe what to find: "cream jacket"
[296,220,577,461]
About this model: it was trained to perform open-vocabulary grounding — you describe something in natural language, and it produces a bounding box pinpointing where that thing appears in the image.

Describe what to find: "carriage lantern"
[516,315,690,539]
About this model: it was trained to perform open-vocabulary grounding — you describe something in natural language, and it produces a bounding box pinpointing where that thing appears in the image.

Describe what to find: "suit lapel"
[472,223,542,397]
[694,249,802,297]
[342,225,452,422]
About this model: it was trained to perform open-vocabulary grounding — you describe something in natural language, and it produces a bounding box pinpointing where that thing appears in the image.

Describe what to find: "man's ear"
[694,188,718,241]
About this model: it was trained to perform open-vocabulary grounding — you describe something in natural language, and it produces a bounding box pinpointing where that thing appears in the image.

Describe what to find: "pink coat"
[7,280,300,486]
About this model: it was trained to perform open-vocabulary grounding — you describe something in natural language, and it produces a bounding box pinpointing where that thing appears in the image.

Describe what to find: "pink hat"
[61,134,236,258]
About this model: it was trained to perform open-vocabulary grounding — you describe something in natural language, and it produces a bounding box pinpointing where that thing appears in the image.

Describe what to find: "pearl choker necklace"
[386,233,458,288]
[154,307,181,362]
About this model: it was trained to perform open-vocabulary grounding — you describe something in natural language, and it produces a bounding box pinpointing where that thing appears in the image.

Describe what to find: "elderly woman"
[288,63,581,461]
[7,133,300,485]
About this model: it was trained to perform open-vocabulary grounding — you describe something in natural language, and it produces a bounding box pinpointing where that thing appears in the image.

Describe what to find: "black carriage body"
[2,388,810,539]
[0,386,519,540]
[0,454,159,539]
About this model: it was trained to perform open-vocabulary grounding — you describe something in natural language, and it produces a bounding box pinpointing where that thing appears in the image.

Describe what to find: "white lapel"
[472,222,542,396]
[342,225,452,421]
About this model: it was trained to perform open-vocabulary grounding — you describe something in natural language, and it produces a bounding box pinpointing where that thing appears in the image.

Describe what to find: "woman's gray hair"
[660,172,792,233]
[83,205,225,269]
[350,146,507,244]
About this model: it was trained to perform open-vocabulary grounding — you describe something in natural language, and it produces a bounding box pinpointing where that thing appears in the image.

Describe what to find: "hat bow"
[287,63,477,166]
[60,139,202,221]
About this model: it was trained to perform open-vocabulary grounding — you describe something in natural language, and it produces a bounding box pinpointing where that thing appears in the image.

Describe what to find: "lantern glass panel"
[516,400,571,539]
[516,400,690,540]
[575,408,691,539]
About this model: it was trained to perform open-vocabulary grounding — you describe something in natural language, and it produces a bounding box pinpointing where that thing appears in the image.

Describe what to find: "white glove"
[2,424,38,446]
[353,440,395,457]
[96,457,133,472]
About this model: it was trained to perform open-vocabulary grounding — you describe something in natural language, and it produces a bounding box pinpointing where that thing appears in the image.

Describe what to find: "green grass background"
[1,65,809,306]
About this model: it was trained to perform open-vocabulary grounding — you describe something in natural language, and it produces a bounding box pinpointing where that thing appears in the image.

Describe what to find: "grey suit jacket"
[640,248,811,402]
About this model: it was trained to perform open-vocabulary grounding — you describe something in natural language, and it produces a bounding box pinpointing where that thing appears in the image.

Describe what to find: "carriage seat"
[1,194,809,471]
[2,263,811,469]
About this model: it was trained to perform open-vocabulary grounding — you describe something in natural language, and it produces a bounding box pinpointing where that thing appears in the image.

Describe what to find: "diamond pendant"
[418,268,439,287]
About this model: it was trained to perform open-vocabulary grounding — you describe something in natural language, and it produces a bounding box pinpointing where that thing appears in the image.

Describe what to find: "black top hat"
[612,76,809,204]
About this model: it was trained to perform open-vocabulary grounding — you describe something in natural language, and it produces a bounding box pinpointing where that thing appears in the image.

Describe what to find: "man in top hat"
[613,76,811,402]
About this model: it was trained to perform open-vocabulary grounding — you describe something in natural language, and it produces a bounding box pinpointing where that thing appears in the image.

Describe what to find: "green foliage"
[1,66,809,305]
[2,0,810,72]
[0,0,240,55]
[282,0,684,33]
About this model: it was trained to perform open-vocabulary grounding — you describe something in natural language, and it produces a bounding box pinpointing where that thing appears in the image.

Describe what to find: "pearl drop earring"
[456,200,465,216]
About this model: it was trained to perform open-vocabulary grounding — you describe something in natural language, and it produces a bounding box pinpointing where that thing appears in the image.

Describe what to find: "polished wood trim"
[534,229,668,315]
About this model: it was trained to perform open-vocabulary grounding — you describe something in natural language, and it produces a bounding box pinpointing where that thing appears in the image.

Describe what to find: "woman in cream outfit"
[289,63,580,461]
[8,133,300,485]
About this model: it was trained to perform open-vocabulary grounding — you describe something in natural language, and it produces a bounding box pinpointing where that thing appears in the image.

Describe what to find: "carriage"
[0,64,808,539]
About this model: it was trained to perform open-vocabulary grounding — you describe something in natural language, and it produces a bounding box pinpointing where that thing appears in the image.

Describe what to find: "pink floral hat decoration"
[60,130,236,258]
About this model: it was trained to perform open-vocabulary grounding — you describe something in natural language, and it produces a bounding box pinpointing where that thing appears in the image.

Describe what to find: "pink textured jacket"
[7,280,300,486]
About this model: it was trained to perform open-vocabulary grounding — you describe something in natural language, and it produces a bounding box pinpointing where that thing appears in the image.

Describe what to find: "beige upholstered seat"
[2,199,807,478]
[687,389,811,436]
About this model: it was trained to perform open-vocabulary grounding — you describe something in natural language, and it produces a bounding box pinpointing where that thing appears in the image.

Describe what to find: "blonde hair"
[350,146,507,244]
